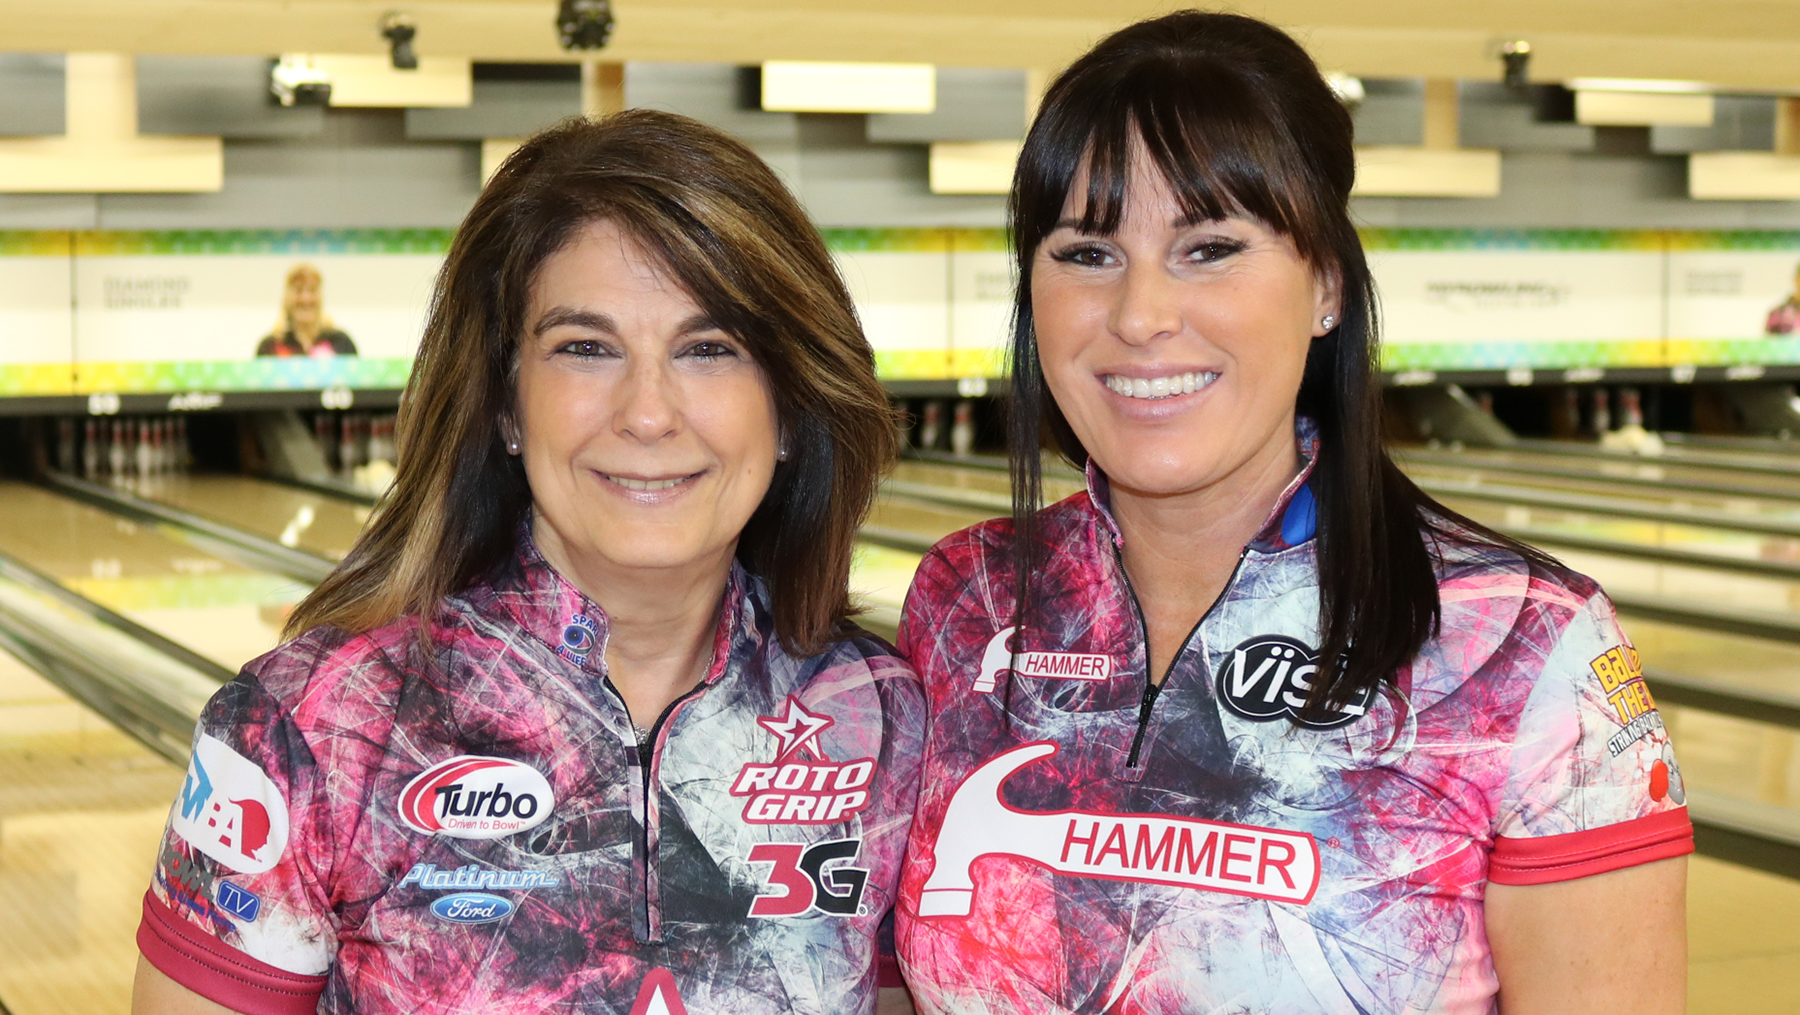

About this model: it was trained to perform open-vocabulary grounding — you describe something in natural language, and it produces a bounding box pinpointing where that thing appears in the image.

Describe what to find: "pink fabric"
[138,892,326,1015]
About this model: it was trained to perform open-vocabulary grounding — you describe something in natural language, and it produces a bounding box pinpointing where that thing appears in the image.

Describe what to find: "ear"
[1310,264,1344,339]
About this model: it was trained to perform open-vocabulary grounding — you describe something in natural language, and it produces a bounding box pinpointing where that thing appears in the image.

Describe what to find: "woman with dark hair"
[894,12,1687,1014]
[133,110,922,1015]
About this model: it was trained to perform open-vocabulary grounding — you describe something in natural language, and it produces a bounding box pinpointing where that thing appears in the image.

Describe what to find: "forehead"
[529,219,701,310]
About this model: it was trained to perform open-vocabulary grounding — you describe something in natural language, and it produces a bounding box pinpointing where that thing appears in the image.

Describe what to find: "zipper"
[1113,540,1248,768]
[603,675,709,944]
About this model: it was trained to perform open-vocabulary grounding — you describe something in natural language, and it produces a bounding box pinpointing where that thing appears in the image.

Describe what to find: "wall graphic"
[9,227,1800,397]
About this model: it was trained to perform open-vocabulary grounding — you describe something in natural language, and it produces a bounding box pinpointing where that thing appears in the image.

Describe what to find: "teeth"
[606,475,690,491]
[1104,371,1217,400]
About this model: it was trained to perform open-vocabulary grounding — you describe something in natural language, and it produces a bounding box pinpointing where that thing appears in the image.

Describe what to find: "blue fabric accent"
[1280,482,1317,546]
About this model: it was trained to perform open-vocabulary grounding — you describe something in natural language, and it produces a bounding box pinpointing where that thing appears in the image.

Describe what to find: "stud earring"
[507,439,520,454]
[1321,315,1337,329]
[776,445,790,462]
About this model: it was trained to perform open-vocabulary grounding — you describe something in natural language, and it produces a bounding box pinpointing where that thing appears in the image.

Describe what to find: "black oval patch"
[1216,635,1372,729]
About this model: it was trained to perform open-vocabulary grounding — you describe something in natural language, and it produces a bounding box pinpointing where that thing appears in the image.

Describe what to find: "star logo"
[757,697,834,761]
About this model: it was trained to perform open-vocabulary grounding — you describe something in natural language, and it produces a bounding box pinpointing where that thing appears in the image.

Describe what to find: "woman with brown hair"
[894,11,1687,1014]
[133,110,923,1015]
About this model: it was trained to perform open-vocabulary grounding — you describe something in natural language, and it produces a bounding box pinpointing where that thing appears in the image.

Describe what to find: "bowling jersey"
[137,533,925,1015]
[893,432,1693,1015]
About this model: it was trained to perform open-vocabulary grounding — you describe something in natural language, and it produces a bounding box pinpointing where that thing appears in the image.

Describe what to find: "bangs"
[1027,56,1339,268]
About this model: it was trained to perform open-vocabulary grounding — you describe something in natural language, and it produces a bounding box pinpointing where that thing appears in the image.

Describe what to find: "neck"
[1107,414,1301,682]
[292,319,321,347]
[532,516,735,726]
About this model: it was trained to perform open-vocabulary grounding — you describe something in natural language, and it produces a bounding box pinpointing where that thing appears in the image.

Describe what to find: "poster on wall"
[0,232,74,396]
[71,230,447,395]
[1665,233,1800,368]
[1367,230,1665,373]
[827,229,952,381]
[948,230,1012,380]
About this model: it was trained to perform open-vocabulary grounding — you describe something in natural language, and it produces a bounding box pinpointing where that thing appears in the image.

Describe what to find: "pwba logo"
[398,756,555,840]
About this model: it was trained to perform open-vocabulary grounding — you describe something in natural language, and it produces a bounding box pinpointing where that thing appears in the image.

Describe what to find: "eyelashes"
[1045,237,1248,266]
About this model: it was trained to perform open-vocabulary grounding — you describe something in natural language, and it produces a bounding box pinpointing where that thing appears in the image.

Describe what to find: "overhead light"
[1500,40,1531,90]
[270,56,332,107]
[760,62,935,114]
[557,0,616,51]
[1325,73,1364,107]
[1567,78,1713,95]
[380,13,418,71]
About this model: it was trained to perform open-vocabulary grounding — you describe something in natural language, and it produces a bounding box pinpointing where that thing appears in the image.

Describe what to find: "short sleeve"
[1489,592,1694,885]
[138,673,335,1014]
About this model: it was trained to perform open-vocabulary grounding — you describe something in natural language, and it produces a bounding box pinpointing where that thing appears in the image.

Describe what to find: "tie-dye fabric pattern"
[894,439,1690,1015]
[139,536,925,1015]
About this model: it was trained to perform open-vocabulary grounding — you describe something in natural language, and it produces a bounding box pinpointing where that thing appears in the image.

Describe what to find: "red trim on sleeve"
[137,891,328,1015]
[1489,808,1694,886]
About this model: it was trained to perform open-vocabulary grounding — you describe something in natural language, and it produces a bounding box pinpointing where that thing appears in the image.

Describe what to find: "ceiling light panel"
[760,61,934,114]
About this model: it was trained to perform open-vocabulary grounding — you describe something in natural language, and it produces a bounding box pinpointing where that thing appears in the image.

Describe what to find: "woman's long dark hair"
[1008,11,1555,714]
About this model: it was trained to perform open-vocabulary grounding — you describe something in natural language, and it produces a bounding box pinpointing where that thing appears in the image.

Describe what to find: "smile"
[1102,371,1218,400]
[601,473,699,492]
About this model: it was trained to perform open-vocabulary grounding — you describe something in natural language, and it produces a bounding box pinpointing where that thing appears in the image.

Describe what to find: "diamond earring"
[1321,315,1336,329]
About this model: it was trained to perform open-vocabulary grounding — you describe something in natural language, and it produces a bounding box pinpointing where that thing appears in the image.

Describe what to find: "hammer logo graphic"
[974,627,1113,693]
[918,742,1320,917]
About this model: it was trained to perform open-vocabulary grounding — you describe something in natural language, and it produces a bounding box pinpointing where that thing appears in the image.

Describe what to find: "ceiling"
[9,0,1800,90]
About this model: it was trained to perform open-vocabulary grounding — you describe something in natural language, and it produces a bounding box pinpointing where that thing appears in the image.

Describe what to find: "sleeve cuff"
[137,891,328,1015]
[1490,808,1694,886]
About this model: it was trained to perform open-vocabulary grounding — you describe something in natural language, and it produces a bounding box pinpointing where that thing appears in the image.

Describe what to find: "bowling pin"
[108,419,126,478]
[1620,387,1644,429]
[135,418,153,479]
[339,413,358,474]
[919,401,944,451]
[951,400,976,457]
[82,419,99,480]
[1591,388,1611,436]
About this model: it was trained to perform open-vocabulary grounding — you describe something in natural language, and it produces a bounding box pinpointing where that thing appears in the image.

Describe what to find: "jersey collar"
[1082,416,1321,555]
[495,521,756,685]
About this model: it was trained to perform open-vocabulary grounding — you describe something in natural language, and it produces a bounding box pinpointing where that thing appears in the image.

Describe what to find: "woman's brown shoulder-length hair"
[286,109,898,655]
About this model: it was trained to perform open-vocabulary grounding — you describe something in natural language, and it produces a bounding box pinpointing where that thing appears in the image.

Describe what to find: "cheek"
[687,374,779,473]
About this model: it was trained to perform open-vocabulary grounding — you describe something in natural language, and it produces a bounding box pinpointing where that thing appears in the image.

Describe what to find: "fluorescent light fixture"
[1567,78,1712,94]
[1575,90,1713,127]
[300,54,471,107]
[761,61,935,114]
[1689,153,1800,200]
[1353,147,1500,198]
[929,141,1020,194]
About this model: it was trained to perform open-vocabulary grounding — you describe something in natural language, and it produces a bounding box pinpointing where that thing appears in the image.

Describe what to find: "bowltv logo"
[1215,635,1372,729]
[398,756,555,840]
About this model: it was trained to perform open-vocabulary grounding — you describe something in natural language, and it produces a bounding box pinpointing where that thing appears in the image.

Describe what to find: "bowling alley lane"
[0,482,306,672]
[116,473,371,562]
[0,647,183,1015]
[1400,445,1800,499]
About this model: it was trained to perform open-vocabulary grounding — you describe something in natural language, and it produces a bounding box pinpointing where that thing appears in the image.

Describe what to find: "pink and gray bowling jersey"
[893,450,1692,1015]
[137,537,925,1015]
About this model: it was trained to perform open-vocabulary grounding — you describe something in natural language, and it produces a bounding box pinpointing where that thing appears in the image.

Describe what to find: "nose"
[1110,261,1182,347]
[613,358,681,444]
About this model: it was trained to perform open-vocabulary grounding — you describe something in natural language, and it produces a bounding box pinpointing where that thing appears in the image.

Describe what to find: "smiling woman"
[130,111,922,1015]
[892,11,1692,1015]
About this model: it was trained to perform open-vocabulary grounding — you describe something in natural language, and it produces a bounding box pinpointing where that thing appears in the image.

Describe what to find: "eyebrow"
[1051,214,1235,233]
[531,307,723,339]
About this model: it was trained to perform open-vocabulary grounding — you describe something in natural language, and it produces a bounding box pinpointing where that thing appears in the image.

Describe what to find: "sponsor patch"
[1590,645,1657,726]
[1607,710,1666,758]
[216,881,262,923]
[629,969,689,1015]
[730,698,874,825]
[170,734,290,874]
[157,840,217,918]
[1650,743,1686,805]
[429,892,515,924]
[400,863,560,890]
[1216,635,1370,729]
[974,626,1111,693]
[558,614,599,664]
[398,756,555,840]
[917,742,1320,918]
[747,838,870,918]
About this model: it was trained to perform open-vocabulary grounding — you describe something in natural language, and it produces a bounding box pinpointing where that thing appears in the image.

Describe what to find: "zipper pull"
[1126,681,1162,768]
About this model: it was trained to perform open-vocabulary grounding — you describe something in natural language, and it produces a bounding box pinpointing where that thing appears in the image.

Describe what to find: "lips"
[1102,371,1219,400]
